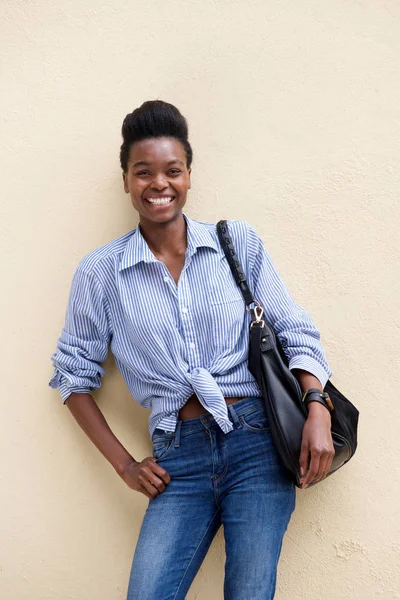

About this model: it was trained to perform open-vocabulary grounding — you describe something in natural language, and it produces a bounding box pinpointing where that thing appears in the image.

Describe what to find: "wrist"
[113,453,138,477]
[307,401,331,419]
[302,387,334,414]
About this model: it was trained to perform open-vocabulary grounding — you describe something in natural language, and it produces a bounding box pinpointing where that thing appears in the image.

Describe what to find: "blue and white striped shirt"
[49,214,332,438]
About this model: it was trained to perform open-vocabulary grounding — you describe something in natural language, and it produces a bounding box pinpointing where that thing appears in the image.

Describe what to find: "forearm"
[292,369,331,420]
[65,392,136,474]
[292,369,323,393]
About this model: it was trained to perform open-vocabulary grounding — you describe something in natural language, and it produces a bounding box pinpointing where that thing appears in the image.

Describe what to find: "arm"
[292,369,334,488]
[247,223,332,387]
[247,224,334,487]
[65,392,170,498]
[50,267,170,498]
[66,392,170,498]
[65,392,134,475]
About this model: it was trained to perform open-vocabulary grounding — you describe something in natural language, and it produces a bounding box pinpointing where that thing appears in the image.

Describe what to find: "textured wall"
[1,1,399,598]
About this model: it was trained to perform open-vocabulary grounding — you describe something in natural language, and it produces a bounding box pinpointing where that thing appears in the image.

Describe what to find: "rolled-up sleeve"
[247,223,332,388]
[49,266,110,402]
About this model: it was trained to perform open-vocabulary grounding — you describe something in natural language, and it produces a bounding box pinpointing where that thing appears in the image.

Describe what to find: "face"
[123,136,191,226]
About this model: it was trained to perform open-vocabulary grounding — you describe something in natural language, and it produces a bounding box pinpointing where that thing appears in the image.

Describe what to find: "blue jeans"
[127,396,296,600]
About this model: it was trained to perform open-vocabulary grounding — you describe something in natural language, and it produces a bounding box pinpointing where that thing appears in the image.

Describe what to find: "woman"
[49,100,334,599]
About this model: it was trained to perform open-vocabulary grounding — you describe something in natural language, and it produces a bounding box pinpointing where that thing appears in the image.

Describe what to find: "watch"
[302,387,334,413]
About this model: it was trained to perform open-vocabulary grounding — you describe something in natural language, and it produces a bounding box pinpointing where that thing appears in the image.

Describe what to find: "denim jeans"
[126,396,296,600]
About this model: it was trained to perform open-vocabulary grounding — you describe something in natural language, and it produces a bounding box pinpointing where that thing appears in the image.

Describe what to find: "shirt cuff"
[289,355,332,389]
[59,384,93,403]
[49,372,92,403]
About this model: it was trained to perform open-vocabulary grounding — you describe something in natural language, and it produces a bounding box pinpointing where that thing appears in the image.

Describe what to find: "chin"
[138,203,186,225]
[154,211,184,224]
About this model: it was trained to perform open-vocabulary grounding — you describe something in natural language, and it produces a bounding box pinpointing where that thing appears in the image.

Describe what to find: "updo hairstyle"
[119,100,193,172]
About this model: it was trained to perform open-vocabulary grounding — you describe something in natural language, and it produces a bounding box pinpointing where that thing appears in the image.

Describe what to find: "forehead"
[128,137,186,166]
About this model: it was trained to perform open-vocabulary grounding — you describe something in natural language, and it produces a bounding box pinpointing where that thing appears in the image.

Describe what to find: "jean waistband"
[152,396,265,441]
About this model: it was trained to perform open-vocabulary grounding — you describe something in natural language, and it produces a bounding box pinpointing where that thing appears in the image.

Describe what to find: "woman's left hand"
[299,402,335,489]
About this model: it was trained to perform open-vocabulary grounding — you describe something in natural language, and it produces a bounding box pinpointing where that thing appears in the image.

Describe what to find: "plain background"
[1,1,399,598]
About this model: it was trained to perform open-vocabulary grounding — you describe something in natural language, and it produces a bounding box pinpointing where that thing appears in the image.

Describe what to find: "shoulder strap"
[217,220,293,371]
[216,220,255,308]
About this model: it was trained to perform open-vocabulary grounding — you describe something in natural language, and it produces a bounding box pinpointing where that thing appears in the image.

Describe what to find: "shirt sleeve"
[246,222,332,388]
[49,266,111,402]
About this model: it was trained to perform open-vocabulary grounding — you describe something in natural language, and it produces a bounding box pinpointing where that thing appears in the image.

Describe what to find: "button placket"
[178,265,198,366]
[160,264,178,299]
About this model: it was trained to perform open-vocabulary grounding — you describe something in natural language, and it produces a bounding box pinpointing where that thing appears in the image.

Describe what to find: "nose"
[151,173,168,191]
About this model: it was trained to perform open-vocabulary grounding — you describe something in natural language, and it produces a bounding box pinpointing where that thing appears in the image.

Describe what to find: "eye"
[168,169,182,175]
[136,170,150,176]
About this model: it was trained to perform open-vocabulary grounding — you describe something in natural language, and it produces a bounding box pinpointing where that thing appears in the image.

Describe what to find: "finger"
[315,453,330,482]
[148,477,166,493]
[140,467,167,494]
[138,484,153,499]
[316,441,334,482]
[141,477,162,498]
[148,458,171,485]
[320,452,334,481]
[137,470,161,498]
[299,443,310,480]
[302,453,321,488]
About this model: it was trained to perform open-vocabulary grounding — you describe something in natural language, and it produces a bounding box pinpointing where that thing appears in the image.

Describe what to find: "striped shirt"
[49,214,332,438]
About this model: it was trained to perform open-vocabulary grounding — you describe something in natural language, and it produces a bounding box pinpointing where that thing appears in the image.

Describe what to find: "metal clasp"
[250,303,265,328]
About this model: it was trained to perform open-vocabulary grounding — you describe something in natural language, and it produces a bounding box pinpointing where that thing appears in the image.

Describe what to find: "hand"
[299,403,334,489]
[118,457,171,499]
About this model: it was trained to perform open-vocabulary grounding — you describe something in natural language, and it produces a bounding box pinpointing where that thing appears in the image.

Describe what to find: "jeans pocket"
[239,408,270,432]
[152,434,175,460]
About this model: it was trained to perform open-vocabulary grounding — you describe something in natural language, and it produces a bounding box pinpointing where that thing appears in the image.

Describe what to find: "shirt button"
[189,342,196,349]
[163,276,169,282]
[181,307,188,314]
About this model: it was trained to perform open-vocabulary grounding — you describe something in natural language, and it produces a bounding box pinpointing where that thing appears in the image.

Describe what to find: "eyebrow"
[132,159,185,168]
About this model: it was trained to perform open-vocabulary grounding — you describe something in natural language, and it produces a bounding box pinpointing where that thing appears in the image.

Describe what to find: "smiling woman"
[49,99,333,600]
[120,101,192,228]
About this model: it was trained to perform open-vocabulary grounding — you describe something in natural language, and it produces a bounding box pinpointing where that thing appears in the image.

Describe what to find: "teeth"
[146,196,174,205]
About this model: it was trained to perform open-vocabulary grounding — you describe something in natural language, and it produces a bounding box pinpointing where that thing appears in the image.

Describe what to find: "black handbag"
[217,220,359,487]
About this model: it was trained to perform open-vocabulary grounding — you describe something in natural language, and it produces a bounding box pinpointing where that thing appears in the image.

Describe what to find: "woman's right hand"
[119,457,171,498]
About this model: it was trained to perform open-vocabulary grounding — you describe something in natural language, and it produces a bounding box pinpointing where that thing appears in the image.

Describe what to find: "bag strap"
[216,220,300,369]
[216,220,256,309]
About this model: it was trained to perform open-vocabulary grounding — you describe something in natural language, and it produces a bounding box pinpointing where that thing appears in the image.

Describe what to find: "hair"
[119,100,193,172]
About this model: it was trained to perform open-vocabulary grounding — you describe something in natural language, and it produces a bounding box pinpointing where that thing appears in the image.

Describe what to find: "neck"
[139,212,187,257]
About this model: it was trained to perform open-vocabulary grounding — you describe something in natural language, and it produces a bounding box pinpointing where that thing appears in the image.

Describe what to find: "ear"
[122,172,129,194]
[188,167,191,189]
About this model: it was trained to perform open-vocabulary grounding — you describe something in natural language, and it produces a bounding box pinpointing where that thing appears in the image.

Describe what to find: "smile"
[145,196,175,205]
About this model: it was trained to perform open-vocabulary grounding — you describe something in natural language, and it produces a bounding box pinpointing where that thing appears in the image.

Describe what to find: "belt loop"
[174,419,182,447]
[228,403,242,429]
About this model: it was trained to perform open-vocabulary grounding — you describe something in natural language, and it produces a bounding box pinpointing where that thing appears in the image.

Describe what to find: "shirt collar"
[119,213,219,271]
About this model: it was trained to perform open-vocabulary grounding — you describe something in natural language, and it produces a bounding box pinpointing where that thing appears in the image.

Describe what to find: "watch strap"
[302,388,334,412]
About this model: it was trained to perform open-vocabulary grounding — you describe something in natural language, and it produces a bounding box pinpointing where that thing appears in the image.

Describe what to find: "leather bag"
[217,220,359,487]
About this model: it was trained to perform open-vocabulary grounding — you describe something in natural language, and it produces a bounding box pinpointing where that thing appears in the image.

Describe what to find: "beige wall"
[1,1,400,598]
